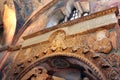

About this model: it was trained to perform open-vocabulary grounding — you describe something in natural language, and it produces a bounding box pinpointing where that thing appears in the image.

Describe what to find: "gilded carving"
[50,30,66,51]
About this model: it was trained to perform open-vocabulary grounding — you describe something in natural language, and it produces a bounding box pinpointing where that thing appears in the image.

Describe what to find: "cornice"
[23,7,118,40]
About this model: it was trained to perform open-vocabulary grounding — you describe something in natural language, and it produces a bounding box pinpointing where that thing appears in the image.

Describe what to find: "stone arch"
[11,52,106,80]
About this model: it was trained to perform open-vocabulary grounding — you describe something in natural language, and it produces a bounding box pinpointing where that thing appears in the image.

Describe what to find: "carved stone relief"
[6,25,120,80]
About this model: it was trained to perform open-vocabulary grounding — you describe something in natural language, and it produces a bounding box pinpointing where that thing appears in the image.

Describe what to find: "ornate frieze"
[6,7,120,80]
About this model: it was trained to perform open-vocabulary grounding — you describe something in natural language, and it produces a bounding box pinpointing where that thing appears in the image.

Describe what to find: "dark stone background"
[14,0,41,32]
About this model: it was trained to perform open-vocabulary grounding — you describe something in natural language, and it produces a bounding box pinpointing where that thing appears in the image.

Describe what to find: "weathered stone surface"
[109,31,117,50]
[115,24,120,50]
[95,29,110,41]
[92,38,112,53]
[88,30,112,53]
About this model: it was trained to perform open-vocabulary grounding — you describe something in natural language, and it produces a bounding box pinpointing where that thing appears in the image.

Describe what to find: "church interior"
[0,0,120,80]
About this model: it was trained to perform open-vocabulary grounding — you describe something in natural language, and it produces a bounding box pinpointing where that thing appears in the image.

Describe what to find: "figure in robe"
[2,0,16,46]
